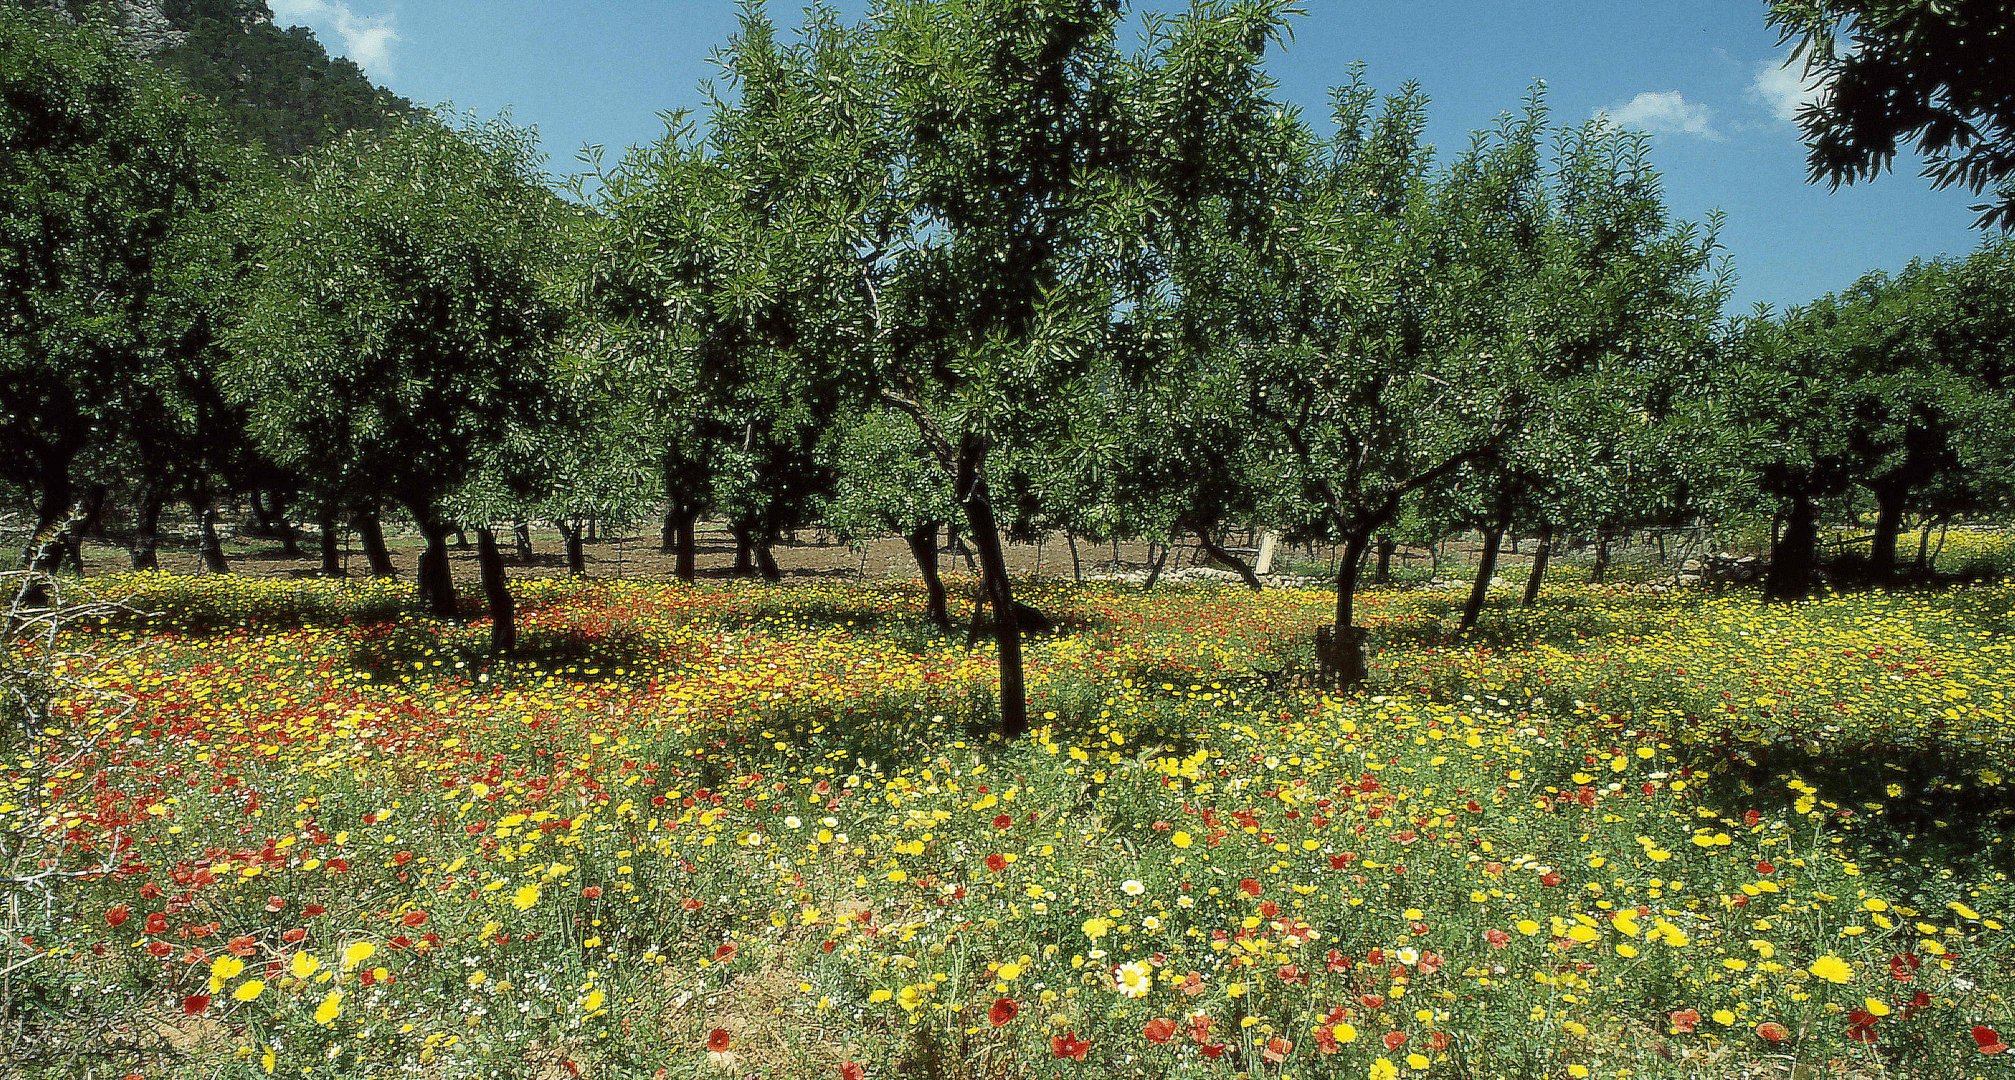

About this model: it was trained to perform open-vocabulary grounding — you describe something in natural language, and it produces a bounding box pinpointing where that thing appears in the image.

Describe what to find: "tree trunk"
[475,526,515,655]
[356,511,396,578]
[450,526,470,550]
[23,470,72,573]
[1869,483,1907,584]
[1195,524,1263,592]
[1766,494,1818,602]
[907,522,950,630]
[1522,522,1552,607]
[317,512,342,576]
[1590,524,1617,584]
[513,520,533,563]
[752,537,782,582]
[1142,535,1174,591]
[61,484,105,573]
[196,502,230,575]
[557,519,586,577]
[1914,519,1935,573]
[1373,534,1395,584]
[1460,519,1508,632]
[674,509,698,583]
[130,484,164,571]
[585,516,598,543]
[957,446,1026,739]
[1065,531,1082,583]
[1318,529,1372,689]
[413,516,458,619]
[660,506,679,552]
[733,526,755,575]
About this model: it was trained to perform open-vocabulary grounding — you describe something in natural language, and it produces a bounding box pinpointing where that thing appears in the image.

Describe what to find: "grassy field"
[5,568,2013,1078]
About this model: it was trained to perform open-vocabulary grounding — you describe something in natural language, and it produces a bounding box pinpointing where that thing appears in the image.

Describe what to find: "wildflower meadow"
[7,568,2012,1078]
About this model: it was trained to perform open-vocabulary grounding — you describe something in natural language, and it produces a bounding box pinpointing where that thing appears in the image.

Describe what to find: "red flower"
[1669,1009,1701,1035]
[182,993,210,1015]
[401,911,428,927]
[839,1064,866,1080]
[105,905,130,928]
[1383,1031,1408,1051]
[1142,1017,1176,1044]
[1050,1030,1091,1061]
[1540,871,1564,887]
[144,912,167,935]
[706,1028,732,1053]
[714,943,737,963]
[1755,1021,1790,1043]
[1976,1026,2010,1055]
[988,997,1018,1027]
[581,886,602,899]
[992,814,1013,830]
[226,935,257,957]
[281,927,307,944]
[1260,1036,1292,1063]
[1238,878,1262,898]
[682,899,705,912]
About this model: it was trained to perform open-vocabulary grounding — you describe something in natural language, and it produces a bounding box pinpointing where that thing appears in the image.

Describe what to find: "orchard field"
[7,559,2014,1079]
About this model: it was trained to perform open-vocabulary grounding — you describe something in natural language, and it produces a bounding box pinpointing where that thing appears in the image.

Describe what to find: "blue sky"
[269,0,1989,313]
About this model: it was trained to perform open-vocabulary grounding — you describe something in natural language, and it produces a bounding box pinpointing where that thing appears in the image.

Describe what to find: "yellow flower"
[1808,954,1853,984]
[1332,1022,1358,1044]
[1369,1059,1399,1080]
[289,952,320,979]
[313,990,343,1026]
[1171,831,1193,848]
[512,883,541,910]
[340,941,375,971]
[232,979,265,1002]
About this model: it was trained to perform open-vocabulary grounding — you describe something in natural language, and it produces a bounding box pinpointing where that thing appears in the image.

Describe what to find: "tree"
[227,114,569,641]
[1768,0,2015,230]
[0,9,238,573]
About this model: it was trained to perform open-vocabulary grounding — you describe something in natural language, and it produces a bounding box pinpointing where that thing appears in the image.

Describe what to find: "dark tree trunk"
[450,526,470,550]
[413,517,458,619]
[1373,534,1396,584]
[513,520,533,563]
[908,522,951,630]
[660,506,679,552]
[733,526,755,575]
[23,470,72,573]
[1318,529,1372,689]
[957,446,1026,739]
[752,537,781,582]
[254,490,302,557]
[585,516,599,543]
[1869,483,1907,584]
[1914,519,1936,572]
[317,512,343,576]
[1065,531,1082,583]
[130,484,164,571]
[1194,523,1263,592]
[356,511,395,578]
[557,520,586,577]
[1522,522,1553,607]
[475,526,515,655]
[1460,518,1509,632]
[1766,494,1818,602]
[196,502,230,575]
[674,510,698,583]
[61,484,105,573]
[1142,536,1173,591]
[1590,524,1617,584]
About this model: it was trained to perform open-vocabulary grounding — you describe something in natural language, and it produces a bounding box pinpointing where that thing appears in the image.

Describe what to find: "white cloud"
[1751,55,1831,125]
[269,0,399,80]
[1594,91,1723,141]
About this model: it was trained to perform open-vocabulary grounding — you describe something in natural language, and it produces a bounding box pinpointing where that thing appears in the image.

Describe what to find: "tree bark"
[130,484,164,571]
[957,445,1026,739]
[1460,518,1508,632]
[356,510,396,578]
[1194,523,1263,592]
[752,537,782,582]
[557,519,586,577]
[196,502,230,575]
[660,505,679,552]
[1373,534,1395,584]
[450,526,470,550]
[513,520,533,563]
[1868,483,1907,584]
[1590,524,1617,584]
[318,512,342,576]
[1766,494,1818,602]
[23,470,72,573]
[1318,529,1372,689]
[674,509,698,583]
[475,526,515,655]
[733,526,755,575]
[414,516,458,619]
[1522,522,1552,607]
[908,522,951,630]
[1142,535,1173,591]
[1065,531,1082,583]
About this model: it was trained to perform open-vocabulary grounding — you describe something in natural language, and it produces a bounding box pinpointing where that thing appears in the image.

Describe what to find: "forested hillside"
[12,0,409,156]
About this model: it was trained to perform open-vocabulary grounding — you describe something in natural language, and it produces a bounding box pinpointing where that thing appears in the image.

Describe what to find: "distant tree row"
[4,2,2012,737]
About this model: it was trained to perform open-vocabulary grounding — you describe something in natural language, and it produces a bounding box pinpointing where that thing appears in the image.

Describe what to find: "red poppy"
[992,814,1013,830]
[984,853,1007,873]
[1756,1022,1790,1043]
[1260,1036,1292,1063]
[281,927,307,944]
[714,943,737,962]
[401,911,427,927]
[1238,878,1262,897]
[105,905,130,928]
[682,899,705,912]
[1050,1031,1091,1061]
[144,912,167,935]
[264,896,287,912]
[581,886,602,899]
[706,1028,732,1052]
[1669,1009,1701,1035]
[839,1064,866,1080]
[988,997,1018,1027]
[1142,1017,1176,1044]
[182,993,210,1015]
[1846,1010,1878,1044]
[1976,1026,2010,1055]
[226,935,257,957]
[1383,1031,1408,1051]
